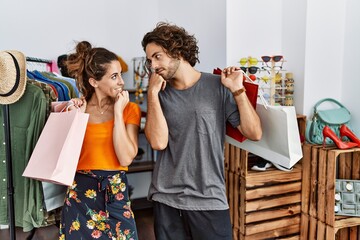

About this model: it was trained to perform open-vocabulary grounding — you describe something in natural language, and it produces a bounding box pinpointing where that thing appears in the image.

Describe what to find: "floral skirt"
[59,170,138,240]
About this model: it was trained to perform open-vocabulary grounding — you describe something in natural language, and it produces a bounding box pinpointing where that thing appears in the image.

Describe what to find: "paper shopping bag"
[23,109,89,186]
[41,182,67,211]
[40,101,81,210]
[213,68,259,142]
[51,101,68,112]
[226,103,303,168]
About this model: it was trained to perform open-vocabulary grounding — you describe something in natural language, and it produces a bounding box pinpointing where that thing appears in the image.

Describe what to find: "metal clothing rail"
[3,56,52,240]
[2,104,15,240]
[26,56,52,64]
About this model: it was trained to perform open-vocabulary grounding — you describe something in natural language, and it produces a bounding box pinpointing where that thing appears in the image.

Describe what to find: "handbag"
[213,68,259,142]
[227,102,303,169]
[22,106,89,186]
[335,179,360,216]
[305,98,351,145]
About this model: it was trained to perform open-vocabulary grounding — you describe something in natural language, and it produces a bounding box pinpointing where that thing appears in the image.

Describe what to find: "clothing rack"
[26,56,52,64]
[3,56,52,240]
[2,104,15,240]
[26,56,53,72]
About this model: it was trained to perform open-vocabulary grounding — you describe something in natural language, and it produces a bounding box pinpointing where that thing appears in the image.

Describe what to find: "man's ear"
[89,78,98,88]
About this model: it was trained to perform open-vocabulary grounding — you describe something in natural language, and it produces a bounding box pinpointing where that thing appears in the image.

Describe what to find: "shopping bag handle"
[59,101,80,113]
[241,70,268,108]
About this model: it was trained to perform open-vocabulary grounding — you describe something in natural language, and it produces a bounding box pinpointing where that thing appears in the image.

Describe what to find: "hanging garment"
[27,78,58,118]
[0,83,47,231]
[52,72,80,97]
[40,71,78,98]
[26,79,64,225]
[32,70,70,100]
[27,70,59,99]
[27,70,69,101]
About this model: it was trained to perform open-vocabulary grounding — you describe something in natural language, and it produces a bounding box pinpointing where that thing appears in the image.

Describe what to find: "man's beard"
[160,58,180,80]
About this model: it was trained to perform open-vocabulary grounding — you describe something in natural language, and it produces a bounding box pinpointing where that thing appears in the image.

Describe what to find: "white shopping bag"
[226,103,303,169]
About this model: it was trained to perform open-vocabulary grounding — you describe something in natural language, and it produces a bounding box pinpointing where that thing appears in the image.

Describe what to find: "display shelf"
[300,144,360,240]
[224,142,302,239]
[239,56,287,106]
[131,197,153,210]
[128,161,155,173]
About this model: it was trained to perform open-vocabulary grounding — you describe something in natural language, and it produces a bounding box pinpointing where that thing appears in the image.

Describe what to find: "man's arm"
[221,66,262,141]
[233,91,262,141]
[144,73,169,150]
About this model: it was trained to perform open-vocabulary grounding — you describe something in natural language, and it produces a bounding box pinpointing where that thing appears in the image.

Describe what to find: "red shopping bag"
[213,68,259,142]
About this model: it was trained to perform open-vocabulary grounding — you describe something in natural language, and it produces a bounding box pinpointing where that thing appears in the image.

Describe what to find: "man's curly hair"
[142,22,200,67]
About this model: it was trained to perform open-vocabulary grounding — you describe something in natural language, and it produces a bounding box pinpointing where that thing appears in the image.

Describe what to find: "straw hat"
[0,50,27,104]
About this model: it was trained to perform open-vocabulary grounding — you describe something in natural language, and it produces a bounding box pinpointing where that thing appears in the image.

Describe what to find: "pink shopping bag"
[23,109,89,186]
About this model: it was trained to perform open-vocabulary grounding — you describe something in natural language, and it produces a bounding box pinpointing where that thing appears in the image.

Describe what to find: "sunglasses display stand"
[284,72,294,106]
[265,58,286,106]
[239,56,289,106]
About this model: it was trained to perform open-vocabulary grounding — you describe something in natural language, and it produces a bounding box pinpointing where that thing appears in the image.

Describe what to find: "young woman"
[59,41,140,239]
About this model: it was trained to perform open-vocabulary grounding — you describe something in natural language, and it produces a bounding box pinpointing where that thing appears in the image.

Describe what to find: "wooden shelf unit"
[128,161,155,173]
[300,144,360,240]
[224,142,302,239]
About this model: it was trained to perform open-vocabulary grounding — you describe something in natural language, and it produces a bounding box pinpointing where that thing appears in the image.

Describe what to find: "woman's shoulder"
[123,101,141,124]
[124,101,141,116]
[126,101,140,111]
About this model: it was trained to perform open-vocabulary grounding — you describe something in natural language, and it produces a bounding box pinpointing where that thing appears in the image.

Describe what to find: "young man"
[142,22,262,240]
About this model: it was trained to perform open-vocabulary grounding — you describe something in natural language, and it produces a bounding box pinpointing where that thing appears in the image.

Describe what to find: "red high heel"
[322,126,358,149]
[340,124,360,147]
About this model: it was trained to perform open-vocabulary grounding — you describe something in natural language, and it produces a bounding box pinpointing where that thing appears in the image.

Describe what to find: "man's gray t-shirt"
[148,72,240,210]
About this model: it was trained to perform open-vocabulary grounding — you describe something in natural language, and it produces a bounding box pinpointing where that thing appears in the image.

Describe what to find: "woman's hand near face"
[114,90,129,114]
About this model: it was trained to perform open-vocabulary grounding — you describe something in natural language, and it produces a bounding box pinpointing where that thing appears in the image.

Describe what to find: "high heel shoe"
[340,124,360,147]
[322,126,358,149]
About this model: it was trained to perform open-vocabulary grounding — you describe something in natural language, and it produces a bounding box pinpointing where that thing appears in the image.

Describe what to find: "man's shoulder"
[199,72,222,86]
[201,71,219,79]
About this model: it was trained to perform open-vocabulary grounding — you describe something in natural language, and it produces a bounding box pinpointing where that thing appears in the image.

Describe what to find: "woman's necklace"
[96,103,110,114]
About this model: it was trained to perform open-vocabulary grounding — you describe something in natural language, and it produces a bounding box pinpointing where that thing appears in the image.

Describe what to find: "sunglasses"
[262,65,283,72]
[261,55,283,63]
[239,57,258,66]
[261,55,284,74]
[240,66,259,74]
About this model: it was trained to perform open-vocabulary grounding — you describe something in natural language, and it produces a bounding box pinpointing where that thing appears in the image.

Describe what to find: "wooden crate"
[300,143,360,240]
[296,114,306,143]
[225,142,302,239]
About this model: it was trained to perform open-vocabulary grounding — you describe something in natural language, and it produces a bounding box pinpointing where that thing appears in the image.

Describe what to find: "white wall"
[0,0,160,90]
[158,0,226,72]
[302,0,360,136]
[227,0,284,66]
[342,0,360,136]
[303,0,346,115]
[282,1,307,113]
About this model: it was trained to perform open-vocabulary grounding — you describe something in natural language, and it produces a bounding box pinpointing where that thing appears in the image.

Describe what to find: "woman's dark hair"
[66,41,118,101]
[142,22,200,67]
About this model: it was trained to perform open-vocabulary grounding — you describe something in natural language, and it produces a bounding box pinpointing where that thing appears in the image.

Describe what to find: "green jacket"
[0,83,47,231]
